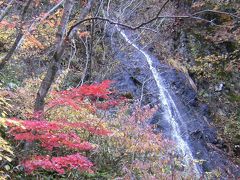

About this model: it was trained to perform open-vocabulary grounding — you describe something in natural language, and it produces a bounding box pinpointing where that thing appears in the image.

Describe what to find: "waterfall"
[117,28,200,175]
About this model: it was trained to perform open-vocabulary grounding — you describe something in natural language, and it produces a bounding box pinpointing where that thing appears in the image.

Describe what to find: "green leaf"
[4,165,10,171]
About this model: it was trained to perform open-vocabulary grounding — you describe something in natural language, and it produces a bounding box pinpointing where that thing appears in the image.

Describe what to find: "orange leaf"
[77,31,90,38]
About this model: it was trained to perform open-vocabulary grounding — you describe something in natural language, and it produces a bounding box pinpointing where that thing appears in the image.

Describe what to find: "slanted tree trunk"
[0,33,23,70]
[0,0,32,70]
[24,0,74,156]
[34,0,96,112]
[34,0,74,112]
[0,0,15,22]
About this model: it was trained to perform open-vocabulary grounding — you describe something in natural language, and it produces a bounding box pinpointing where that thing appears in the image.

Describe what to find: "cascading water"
[117,27,200,175]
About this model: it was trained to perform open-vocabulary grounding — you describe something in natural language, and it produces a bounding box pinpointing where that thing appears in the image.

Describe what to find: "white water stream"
[118,28,200,175]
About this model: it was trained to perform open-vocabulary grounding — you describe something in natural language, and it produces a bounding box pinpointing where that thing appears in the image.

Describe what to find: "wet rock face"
[162,70,198,106]
[110,47,240,178]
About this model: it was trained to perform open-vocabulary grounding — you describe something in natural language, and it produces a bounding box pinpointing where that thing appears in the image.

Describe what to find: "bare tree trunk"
[23,0,70,155]
[83,18,94,82]
[34,0,96,111]
[34,0,74,112]
[79,1,96,83]
[0,0,15,22]
[0,33,23,70]
[88,19,95,79]
[0,0,32,70]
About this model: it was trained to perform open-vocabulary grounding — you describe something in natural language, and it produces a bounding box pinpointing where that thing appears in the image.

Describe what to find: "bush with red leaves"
[6,80,120,175]
[23,154,94,174]
[48,80,122,111]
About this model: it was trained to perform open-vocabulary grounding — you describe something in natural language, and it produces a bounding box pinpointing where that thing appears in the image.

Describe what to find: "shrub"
[5,80,120,176]
[91,103,197,179]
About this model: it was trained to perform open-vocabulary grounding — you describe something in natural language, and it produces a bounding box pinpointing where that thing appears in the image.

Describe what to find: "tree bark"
[0,0,15,22]
[0,0,32,70]
[34,0,74,112]
[0,33,23,70]
[34,0,96,111]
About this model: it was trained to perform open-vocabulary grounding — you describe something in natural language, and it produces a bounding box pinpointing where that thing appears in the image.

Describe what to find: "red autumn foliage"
[23,153,94,174]
[0,20,16,29]
[8,118,111,151]
[48,80,123,111]
[6,80,120,175]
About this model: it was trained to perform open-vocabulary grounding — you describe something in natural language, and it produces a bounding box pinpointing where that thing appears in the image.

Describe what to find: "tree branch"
[67,3,239,37]
[193,9,240,20]
[67,0,170,37]
[0,0,65,70]
[68,0,95,38]
[67,15,186,37]
[0,0,15,22]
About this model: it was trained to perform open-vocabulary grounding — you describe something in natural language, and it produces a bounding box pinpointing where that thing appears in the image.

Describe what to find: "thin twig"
[68,3,239,37]
[0,0,15,22]
[193,9,240,19]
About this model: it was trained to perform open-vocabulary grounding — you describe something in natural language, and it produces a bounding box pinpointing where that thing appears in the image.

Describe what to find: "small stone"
[217,109,226,117]
[215,83,224,92]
